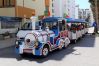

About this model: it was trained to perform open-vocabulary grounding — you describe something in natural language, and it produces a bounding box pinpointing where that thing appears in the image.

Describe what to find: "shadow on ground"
[0,34,96,63]
[75,34,96,47]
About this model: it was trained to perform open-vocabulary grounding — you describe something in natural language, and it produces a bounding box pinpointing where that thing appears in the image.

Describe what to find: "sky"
[76,0,90,9]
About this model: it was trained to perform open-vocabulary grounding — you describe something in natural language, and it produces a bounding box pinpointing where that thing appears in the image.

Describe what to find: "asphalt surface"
[0,38,15,49]
[0,35,99,66]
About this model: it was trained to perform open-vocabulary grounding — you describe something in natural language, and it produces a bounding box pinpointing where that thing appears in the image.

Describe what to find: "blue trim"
[50,37,54,44]
[15,41,23,54]
[66,18,87,23]
[52,29,58,36]
[56,39,59,46]
[15,47,19,54]
[38,42,43,48]
[34,42,42,55]
[35,49,41,55]
[42,17,63,23]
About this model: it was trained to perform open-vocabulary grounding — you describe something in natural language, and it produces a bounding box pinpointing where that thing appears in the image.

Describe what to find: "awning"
[0,16,22,22]
[65,18,86,23]
[42,17,59,23]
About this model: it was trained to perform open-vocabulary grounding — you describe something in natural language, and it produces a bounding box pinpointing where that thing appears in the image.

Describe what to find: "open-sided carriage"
[66,18,88,43]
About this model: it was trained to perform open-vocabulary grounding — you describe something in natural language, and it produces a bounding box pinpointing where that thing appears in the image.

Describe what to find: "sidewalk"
[0,38,16,49]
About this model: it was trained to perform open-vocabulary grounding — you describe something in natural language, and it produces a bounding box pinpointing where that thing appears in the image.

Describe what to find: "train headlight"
[16,41,18,45]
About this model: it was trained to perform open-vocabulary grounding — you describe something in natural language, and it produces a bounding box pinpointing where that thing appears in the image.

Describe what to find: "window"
[52,3,54,7]
[0,0,15,8]
[52,9,54,13]
[59,20,66,31]
[21,23,32,30]
[1,17,22,29]
[10,0,15,6]
[1,22,20,28]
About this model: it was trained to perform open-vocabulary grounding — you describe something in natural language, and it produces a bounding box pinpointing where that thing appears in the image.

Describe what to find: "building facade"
[65,0,76,18]
[75,5,79,19]
[79,9,90,19]
[44,0,53,17]
[78,8,94,26]
[53,0,63,17]
[52,0,76,18]
[0,0,45,18]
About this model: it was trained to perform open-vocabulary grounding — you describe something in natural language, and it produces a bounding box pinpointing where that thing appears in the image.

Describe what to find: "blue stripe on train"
[15,41,22,54]
[35,49,41,55]
[56,39,59,46]
[50,37,54,44]
[15,48,19,54]
[35,42,42,55]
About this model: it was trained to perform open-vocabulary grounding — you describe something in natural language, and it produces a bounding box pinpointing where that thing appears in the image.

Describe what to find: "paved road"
[0,38,15,49]
[0,35,99,66]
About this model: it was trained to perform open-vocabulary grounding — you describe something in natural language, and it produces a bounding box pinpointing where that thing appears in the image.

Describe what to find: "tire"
[19,54,25,57]
[73,39,77,44]
[42,46,49,57]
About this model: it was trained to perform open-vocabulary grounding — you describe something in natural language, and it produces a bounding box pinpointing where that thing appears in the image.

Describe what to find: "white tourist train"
[15,17,88,57]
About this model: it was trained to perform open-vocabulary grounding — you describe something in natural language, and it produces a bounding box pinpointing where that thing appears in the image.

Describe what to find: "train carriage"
[66,18,88,43]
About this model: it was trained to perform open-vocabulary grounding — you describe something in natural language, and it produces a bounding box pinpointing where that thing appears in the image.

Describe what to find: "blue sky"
[76,0,90,9]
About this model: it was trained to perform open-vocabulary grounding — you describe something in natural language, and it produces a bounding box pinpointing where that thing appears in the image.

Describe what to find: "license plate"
[29,46,33,48]
[25,44,34,48]
[23,49,32,53]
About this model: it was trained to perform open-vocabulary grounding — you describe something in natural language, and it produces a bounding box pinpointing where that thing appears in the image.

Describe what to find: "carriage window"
[59,20,66,31]
[47,22,53,30]
[41,22,45,30]
[44,22,58,30]
[52,22,58,29]
[62,20,66,30]
[48,23,53,30]
[21,22,32,30]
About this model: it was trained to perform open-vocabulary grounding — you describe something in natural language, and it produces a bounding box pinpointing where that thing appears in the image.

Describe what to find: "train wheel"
[73,39,77,44]
[42,46,49,57]
[19,54,25,57]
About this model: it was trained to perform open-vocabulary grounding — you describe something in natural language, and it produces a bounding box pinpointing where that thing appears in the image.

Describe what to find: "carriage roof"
[66,18,87,23]
[42,17,65,23]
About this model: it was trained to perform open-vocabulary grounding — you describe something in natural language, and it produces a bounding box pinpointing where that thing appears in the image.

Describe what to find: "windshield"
[21,21,40,30]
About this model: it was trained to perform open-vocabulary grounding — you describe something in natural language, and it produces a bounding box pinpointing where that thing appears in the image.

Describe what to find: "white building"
[52,0,76,18]
[75,5,79,19]
[65,0,76,18]
[79,9,94,26]
[52,0,63,17]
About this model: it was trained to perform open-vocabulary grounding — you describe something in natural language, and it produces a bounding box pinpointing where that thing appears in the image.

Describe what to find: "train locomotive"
[15,17,70,57]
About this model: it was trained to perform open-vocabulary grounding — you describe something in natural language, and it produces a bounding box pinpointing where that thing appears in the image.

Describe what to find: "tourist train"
[15,17,88,57]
